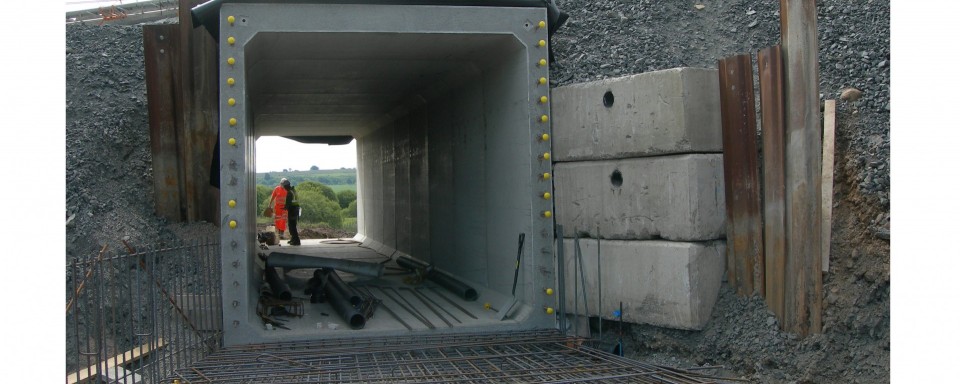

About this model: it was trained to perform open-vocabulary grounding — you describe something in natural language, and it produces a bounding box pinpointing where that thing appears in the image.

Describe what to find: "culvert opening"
[603,90,615,108]
[611,169,623,187]
[218,9,557,344]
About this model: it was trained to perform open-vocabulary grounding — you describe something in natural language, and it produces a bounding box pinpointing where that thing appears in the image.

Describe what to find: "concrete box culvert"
[214,2,556,345]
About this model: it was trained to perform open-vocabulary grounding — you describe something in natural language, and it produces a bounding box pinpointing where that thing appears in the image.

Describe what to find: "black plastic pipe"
[317,269,367,329]
[264,266,292,300]
[266,252,384,277]
[396,256,478,301]
[315,268,363,307]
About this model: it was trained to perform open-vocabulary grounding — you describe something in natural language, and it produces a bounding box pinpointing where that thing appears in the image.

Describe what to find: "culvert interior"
[215,2,557,345]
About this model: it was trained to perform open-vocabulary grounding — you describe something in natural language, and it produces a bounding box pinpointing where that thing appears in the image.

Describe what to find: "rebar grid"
[170,330,728,383]
[66,238,223,383]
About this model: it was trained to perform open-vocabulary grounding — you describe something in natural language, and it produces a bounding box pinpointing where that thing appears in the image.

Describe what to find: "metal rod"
[597,225,602,342]
[407,287,461,324]
[396,256,479,301]
[573,231,579,337]
[424,287,477,319]
[555,224,566,334]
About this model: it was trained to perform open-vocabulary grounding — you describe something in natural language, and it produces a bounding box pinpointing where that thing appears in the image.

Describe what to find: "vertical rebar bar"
[555,224,566,334]
[597,225,602,342]
[573,232,579,337]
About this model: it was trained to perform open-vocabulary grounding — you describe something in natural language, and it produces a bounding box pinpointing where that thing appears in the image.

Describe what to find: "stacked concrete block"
[552,68,722,162]
[552,68,726,330]
[554,154,725,241]
[561,239,726,330]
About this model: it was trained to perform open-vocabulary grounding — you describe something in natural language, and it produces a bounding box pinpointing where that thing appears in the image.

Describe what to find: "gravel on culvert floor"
[66,1,889,382]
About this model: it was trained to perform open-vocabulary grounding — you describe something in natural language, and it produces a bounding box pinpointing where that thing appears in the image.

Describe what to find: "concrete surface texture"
[217,2,556,346]
[551,68,722,161]
[554,154,726,241]
[561,238,726,330]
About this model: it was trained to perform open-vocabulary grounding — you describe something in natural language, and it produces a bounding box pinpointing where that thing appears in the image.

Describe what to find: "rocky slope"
[550,0,889,382]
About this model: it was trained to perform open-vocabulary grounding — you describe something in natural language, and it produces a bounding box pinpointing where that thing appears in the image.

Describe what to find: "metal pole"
[573,231,579,337]
[597,225,602,342]
[555,224,566,334]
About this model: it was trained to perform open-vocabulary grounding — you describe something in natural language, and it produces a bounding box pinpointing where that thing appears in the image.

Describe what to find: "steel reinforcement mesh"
[169,330,731,383]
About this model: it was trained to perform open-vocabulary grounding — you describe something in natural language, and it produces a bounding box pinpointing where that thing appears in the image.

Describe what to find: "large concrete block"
[551,68,722,161]
[554,154,726,241]
[561,238,725,330]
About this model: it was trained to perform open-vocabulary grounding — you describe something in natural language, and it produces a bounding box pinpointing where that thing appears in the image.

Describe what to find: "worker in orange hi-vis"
[266,178,289,239]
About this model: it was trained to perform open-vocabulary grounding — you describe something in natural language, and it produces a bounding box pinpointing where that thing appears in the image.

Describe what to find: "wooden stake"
[821,100,836,272]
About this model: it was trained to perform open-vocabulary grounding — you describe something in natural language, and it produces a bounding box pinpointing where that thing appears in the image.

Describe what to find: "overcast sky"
[65,0,154,13]
[255,136,358,173]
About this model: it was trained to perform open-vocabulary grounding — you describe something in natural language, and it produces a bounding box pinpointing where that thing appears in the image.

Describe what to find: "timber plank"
[821,100,836,272]
[66,339,166,384]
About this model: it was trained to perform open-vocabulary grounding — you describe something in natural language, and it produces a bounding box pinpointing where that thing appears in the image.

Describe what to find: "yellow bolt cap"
[541,133,550,141]
[540,115,549,123]
[545,307,555,315]
[540,96,548,104]
[228,98,236,106]
[538,39,546,47]
[542,192,551,199]
[484,302,492,310]
[542,152,550,160]
[545,288,554,295]
[228,199,237,208]
[228,117,237,126]
[538,20,546,29]
[539,77,547,85]
[227,36,236,45]
[227,16,235,25]
[228,137,237,146]
[542,172,551,180]
[229,220,237,229]
[227,77,235,86]
[227,57,236,65]
[538,58,547,67]
[543,210,552,218]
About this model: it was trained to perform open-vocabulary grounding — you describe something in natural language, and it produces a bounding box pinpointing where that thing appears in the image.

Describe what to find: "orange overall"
[270,185,288,232]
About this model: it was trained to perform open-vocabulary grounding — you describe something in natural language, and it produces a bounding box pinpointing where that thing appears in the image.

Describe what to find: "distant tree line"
[258,169,356,187]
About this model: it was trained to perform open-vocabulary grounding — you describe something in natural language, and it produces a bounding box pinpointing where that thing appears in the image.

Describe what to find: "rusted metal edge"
[144,24,184,222]
[717,54,765,297]
[758,45,787,322]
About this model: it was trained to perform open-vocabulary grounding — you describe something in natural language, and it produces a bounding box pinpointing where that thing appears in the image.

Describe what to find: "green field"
[328,184,357,193]
[256,168,356,191]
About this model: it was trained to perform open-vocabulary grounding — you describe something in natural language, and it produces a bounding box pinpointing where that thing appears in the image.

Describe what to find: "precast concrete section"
[551,69,727,330]
[217,2,556,345]
[551,68,722,161]
[562,238,726,330]
[554,154,726,241]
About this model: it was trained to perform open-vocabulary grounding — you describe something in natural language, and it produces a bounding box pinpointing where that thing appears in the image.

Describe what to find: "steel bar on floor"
[170,330,733,383]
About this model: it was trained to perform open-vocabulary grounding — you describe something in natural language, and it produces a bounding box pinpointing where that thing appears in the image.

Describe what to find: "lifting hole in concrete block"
[610,169,623,187]
[603,90,615,108]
